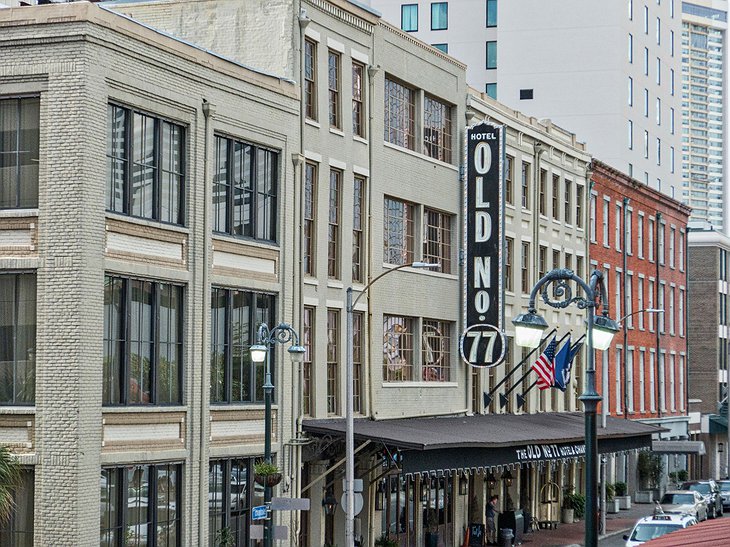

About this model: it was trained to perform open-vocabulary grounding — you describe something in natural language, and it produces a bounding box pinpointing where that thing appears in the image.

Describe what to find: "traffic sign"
[251,505,268,521]
[341,492,364,516]
[271,497,310,511]
[460,323,505,368]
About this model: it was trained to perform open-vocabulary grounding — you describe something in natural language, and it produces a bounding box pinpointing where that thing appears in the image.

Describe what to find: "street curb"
[599,525,632,541]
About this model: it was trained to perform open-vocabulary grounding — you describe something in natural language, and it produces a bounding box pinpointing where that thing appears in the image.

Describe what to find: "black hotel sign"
[460,122,505,367]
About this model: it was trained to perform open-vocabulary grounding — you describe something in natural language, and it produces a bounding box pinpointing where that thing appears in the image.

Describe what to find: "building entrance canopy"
[303,412,663,474]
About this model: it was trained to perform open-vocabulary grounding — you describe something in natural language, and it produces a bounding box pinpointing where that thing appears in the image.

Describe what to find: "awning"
[651,440,706,455]
[303,412,664,475]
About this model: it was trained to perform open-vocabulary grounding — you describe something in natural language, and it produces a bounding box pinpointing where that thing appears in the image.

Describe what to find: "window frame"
[486,0,498,27]
[423,207,453,274]
[486,40,497,69]
[352,61,365,137]
[304,39,318,120]
[303,162,317,276]
[0,271,36,405]
[431,2,448,30]
[0,96,40,210]
[327,169,341,279]
[383,197,415,265]
[401,4,419,32]
[384,76,416,151]
[327,50,341,129]
[352,175,366,283]
[423,95,453,163]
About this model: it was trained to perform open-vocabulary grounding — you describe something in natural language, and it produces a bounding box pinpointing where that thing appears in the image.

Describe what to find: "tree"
[0,446,21,525]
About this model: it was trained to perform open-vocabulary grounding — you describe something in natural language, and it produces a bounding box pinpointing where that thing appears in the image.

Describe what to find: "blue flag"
[554,337,583,391]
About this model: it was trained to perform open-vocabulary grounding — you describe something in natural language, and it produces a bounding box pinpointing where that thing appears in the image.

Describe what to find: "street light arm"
[616,307,664,325]
[257,322,302,347]
[350,262,438,310]
[526,268,596,313]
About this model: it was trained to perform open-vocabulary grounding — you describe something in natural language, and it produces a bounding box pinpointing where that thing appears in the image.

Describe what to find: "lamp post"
[512,268,619,547]
[345,261,438,546]
[250,323,305,547]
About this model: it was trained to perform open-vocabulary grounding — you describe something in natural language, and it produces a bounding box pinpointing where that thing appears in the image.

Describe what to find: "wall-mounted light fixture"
[502,470,513,488]
[374,480,385,511]
[485,472,497,490]
[459,474,468,495]
[322,489,338,516]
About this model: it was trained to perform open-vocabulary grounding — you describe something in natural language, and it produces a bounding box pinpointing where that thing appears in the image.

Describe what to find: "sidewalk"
[512,502,652,547]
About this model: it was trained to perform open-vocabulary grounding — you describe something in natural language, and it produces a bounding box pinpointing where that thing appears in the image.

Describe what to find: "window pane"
[126,466,151,546]
[103,276,123,405]
[160,122,183,224]
[131,113,156,219]
[157,284,182,404]
[231,290,252,403]
[423,320,451,381]
[431,2,448,30]
[384,78,415,150]
[486,41,497,69]
[213,137,229,233]
[487,0,498,27]
[156,464,179,547]
[106,105,127,213]
[128,280,153,404]
[0,469,34,546]
[210,288,228,403]
[100,469,121,547]
[0,274,36,405]
[383,197,414,265]
[401,4,418,31]
[423,96,452,163]
[1,97,39,209]
[383,315,414,381]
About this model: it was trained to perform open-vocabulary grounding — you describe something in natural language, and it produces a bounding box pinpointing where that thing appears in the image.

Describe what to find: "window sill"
[212,233,279,251]
[305,118,320,129]
[383,141,458,171]
[382,381,458,388]
[327,279,344,289]
[106,212,190,235]
[102,405,187,413]
[210,403,274,411]
[304,277,319,286]
[0,406,35,414]
[329,127,345,137]
[0,208,38,218]
[353,135,368,145]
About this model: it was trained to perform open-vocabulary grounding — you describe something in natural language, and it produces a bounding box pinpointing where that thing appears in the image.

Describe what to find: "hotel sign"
[460,121,505,368]
[515,443,586,463]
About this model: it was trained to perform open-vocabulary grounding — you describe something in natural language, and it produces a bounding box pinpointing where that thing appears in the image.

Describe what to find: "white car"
[623,512,697,546]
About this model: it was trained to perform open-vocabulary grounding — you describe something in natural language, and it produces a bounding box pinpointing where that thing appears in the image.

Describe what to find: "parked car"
[717,480,730,509]
[680,479,724,518]
[658,490,708,521]
[623,512,697,546]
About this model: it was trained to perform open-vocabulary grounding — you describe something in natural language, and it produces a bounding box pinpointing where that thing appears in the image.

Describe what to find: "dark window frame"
[0,96,39,210]
[401,4,419,32]
[384,76,416,150]
[486,40,497,69]
[0,468,34,546]
[0,271,36,405]
[486,0,498,27]
[352,61,365,137]
[328,50,341,129]
[352,175,365,283]
[303,162,317,276]
[431,2,448,30]
[304,39,318,121]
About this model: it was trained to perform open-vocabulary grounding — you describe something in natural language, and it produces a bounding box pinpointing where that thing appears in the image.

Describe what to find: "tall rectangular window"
[644,47,649,75]
[486,0,497,27]
[589,193,597,242]
[422,319,451,381]
[352,63,365,138]
[602,198,610,247]
[486,41,497,69]
[423,208,452,274]
[384,77,415,150]
[353,311,364,413]
[656,57,661,84]
[521,162,530,209]
[383,315,415,381]
[658,222,665,265]
[669,227,675,268]
[669,354,675,411]
[627,349,634,411]
[328,50,341,129]
[0,97,39,209]
[302,306,313,416]
[505,237,513,292]
[626,209,633,254]
[626,273,634,328]
[669,286,675,335]
[538,245,548,279]
[656,16,661,44]
[423,95,452,163]
[328,169,341,279]
[679,230,684,271]
[210,288,274,404]
[576,185,584,228]
[0,272,35,405]
[485,83,497,100]
[401,4,418,31]
[679,355,685,411]
[521,241,530,293]
[102,463,181,547]
[643,130,649,158]
[104,276,183,406]
[638,277,645,329]
[353,176,365,283]
[0,469,33,545]
[304,39,317,120]
[213,136,278,241]
[538,169,547,215]
[628,76,633,105]
[208,457,261,547]
[628,33,633,63]
[384,197,414,265]
[648,279,655,332]
[649,351,656,411]
[505,156,514,204]
[658,283,666,333]
[326,309,339,415]
[643,88,649,117]
[564,180,572,223]
[638,214,644,258]
[431,2,448,30]
[628,119,633,149]
[304,163,317,276]
[107,104,184,224]
[615,348,622,413]
[648,218,655,261]
[656,97,661,125]
[615,204,622,251]
[639,349,646,412]
[552,249,561,272]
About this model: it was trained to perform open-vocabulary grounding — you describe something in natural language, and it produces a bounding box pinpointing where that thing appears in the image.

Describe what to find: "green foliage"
[605,483,615,502]
[638,452,664,489]
[668,471,677,483]
[254,460,280,476]
[677,469,688,482]
[215,526,235,547]
[425,507,440,532]
[374,536,399,547]
[563,493,586,519]
[614,482,627,497]
[0,446,21,525]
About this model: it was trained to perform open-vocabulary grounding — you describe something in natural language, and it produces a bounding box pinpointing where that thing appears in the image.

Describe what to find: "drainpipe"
[532,141,545,410]
[367,61,379,420]
[623,197,629,419]
[655,212,663,419]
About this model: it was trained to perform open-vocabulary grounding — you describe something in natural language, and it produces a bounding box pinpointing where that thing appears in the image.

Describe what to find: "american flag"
[532,336,557,390]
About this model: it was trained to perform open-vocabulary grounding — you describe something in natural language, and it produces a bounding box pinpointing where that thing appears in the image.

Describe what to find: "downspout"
[366,61,379,420]
[532,141,544,410]
[623,197,629,418]
[655,212,663,418]
[200,99,215,547]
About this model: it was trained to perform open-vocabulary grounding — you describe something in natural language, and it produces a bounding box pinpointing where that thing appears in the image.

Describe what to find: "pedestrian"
[486,494,499,545]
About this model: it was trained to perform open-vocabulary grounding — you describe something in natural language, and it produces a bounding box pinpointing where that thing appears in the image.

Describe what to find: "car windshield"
[630,523,681,541]
[719,482,730,492]
[687,483,711,494]
[661,493,695,504]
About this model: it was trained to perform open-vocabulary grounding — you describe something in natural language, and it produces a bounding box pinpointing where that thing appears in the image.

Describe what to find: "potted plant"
[636,453,664,503]
[425,507,439,547]
[561,493,575,524]
[668,471,678,487]
[215,527,235,547]
[253,460,283,487]
[606,483,620,514]
[614,481,631,510]
[375,536,398,547]
[677,469,688,482]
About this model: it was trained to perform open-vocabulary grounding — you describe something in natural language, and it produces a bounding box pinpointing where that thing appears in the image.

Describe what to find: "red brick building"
[590,160,691,490]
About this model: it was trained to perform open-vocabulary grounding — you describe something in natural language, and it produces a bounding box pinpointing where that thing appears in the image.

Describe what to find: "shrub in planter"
[374,536,398,547]
[614,482,627,497]
[563,493,586,520]
[606,483,615,502]
[677,469,689,482]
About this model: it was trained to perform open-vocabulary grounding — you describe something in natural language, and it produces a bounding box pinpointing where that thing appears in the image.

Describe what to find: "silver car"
[717,480,730,509]
[658,490,708,521]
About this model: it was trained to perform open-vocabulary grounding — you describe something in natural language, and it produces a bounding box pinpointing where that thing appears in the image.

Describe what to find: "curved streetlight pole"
[345,262,438,546]
[250,323,305,547]
[512,269,618,547]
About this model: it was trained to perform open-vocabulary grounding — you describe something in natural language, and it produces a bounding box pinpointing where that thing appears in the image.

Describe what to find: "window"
[107,104,184,224]
[552,249,561,271]
[602,199,610,247]
[423,95,452,163]
[649,350,656,411]
[648,218,655,261]
[615,204,622,251]
[431,2,448,30]
[0,97,39,209]
[213,136,278,241]
[564,179,572,224]
[303,163,317,276]
[505,237,513,292]
[328,169,341,278]
[519,89,533,100]
[384,197,414,265]
[565,252,573,272]
[656,57,661,84]
[626,273,634,327]
[538,169,547,215]
[576,185,584,228]
[670,68,674,95]
[104,276,183,406]
[658,222,665,265]
[658,283,666,333]
[679,230,684,271]
[0,469,33,546]
[423,319,451,381]
[648,279,655,331]
[626,209,633,254]
[210,288,274,404]
[669,286,675,334]
[615,271,622,324]
[521,162,530,209]
[628,33,633,63]
[432,43,448,53]
[304,39,317,120]
[485,83,497,99]
[208,458,261,547]
[505,156,514,204]
[679,289,685,336]
[589,193,597,242]
[615,348,622,413]
[639,349,646,412]
[401,4,418,31]
[326,309,339,415]
[670,107,675,133]
[628,76,633,105]
[638,213,644,258]
[538,245,547,279]
[384,77,415,150]
[353,311,363,412]
[669,227,675,268]
[644,130,649,158]
[638,277,645,329]
[644,47,649,75]
[656,16,661,44]
[353,176,365,282]
[423,208,452,274]
[576,255,584,278]
[627,349,634,411]
[628,119,633,149]
[643,5,649,33]
[101,463,181,547]
[352,62,364,137]
[328,50,341,129]
[302,306,313,416]
[656,97,661,125]
[643,88,649,117]
[521,241,530,293]
[486,0,497,26]
[383,315,415,381]
[486,41,497,69]
[0,272,35,405]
